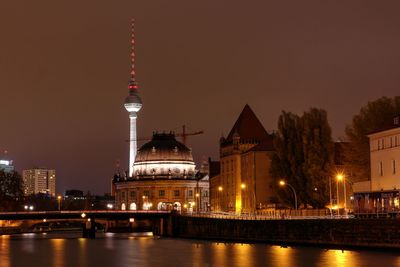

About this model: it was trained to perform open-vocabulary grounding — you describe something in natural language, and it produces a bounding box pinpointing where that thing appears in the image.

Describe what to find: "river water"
[0,232,399,267]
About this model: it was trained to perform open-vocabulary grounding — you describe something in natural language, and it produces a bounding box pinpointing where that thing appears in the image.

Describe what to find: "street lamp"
[218,186,223,211]
[336,173,346,215]
[240,183,246,213]
[195,193,200,213]
[329,175,333,217]
[57,195,62,211]
[279,180,298,210]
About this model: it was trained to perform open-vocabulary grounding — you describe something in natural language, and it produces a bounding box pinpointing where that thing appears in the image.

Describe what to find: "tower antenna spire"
[124,18,143,177]
[129,18,138,90]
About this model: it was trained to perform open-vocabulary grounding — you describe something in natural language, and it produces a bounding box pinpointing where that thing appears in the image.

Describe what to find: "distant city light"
[0,160,10,166]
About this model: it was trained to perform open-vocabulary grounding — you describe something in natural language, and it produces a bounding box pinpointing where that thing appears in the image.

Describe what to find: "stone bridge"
[0,210,173,238]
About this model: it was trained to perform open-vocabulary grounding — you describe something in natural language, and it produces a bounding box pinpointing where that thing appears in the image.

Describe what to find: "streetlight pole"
[196,192,200,214]
[279,181,297,210]
[57,195,62,211]
[336,174,344,215]
[343,176,347,215]
[336,178,340,214]
[240,183,245,214]
[218,186,223,212]
[329,176,333,217]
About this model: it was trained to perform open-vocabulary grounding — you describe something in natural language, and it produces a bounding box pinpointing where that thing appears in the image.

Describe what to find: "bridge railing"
[183,212,355,220]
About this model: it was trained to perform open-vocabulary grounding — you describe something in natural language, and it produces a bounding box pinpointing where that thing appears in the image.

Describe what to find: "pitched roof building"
[210,104,277,213]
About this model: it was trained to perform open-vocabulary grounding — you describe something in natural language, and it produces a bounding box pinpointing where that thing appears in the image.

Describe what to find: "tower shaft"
[129,113,138,177]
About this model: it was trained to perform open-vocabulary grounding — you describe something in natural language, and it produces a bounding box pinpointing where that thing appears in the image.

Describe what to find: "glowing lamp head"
[241,183,246,189]
[218,186,223,192]
[279,180,286,186]
[336,174,344,181]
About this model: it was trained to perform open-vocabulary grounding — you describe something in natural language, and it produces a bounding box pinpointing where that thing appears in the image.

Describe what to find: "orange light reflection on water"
[269,245,294,267]
[233,243,253,267]
[212,243,227,267]
[0,235,10,267]
[51,239,66,267]
[192,243,204,267]
[320,249,357,267]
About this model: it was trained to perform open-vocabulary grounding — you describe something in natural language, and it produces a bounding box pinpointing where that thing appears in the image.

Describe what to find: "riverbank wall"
[170,216,400,249]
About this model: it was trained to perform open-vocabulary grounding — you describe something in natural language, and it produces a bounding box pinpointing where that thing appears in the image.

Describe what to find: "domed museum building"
[113,133,209,212]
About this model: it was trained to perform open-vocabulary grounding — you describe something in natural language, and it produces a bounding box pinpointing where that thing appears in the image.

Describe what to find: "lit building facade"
[210,105,276,213]
[353,115,400,214]
[114,133,209,212]
[22,168,56,196]
[0,159,14,173]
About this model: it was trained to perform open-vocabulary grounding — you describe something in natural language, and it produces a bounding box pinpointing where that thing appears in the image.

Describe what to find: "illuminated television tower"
[124,19,142,177]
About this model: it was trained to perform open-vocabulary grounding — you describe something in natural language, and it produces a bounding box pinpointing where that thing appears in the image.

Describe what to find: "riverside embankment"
[170,216,400,249]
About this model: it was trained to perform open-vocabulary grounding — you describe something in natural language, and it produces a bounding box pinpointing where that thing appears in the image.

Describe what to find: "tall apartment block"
[22,168,56,196]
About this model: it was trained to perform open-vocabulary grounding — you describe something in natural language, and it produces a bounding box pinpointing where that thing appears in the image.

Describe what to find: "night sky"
[1,1,399,194]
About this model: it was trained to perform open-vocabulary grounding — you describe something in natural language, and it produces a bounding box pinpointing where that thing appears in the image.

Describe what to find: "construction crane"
[175,125,204,146]
[126,125,204,146]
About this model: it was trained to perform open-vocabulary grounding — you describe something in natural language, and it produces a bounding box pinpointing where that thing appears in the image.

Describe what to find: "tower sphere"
[124,88,142,114]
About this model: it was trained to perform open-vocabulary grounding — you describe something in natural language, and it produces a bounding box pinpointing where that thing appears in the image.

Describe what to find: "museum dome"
[133,133,196,178]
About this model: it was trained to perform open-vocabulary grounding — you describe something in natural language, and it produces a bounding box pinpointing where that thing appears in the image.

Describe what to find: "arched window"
[121,203,126,211]
[129,203,137,210]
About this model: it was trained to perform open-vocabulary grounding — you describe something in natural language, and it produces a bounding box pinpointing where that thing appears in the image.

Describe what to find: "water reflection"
[192,243,204,267]
[212,243,227,266]
[0,235,10,267]
[233,243,253,267]
[270,245,294,267]
[322,250,356,267]
[51,239,65,267]
[2,233,400,267]
[21,235,35,254]
[78,238,88,266]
